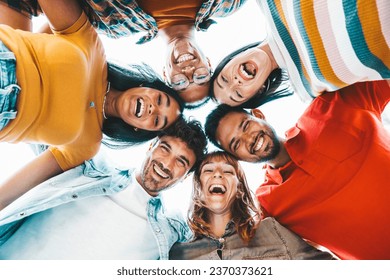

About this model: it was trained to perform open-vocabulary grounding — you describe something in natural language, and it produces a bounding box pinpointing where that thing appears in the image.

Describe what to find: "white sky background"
[1,0,389,215]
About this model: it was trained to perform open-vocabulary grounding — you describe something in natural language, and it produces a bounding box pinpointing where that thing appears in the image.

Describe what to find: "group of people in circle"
[0,0,389,260]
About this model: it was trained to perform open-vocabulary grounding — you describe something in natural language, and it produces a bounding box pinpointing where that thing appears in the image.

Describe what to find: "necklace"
[102,82,110,120]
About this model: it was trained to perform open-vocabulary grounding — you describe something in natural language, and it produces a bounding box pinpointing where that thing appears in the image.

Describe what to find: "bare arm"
[0,150,63,211]
[0,2,32,31]
[37,0,82,31]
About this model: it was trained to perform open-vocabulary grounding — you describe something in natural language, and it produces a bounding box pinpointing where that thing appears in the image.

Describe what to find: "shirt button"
[155,228,161,233]
[89,101,95,108]
[19,212,25,217]
[72,194,78,199]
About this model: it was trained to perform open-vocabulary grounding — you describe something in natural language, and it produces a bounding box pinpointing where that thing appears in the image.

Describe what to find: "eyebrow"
[216,78,223,89]
[179,155,190,167]
[161,117,168,130]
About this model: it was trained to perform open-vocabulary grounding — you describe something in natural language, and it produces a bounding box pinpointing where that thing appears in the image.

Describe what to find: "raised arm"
[0,2,32,31]
[0,150,62,211]
[37,0,82,31]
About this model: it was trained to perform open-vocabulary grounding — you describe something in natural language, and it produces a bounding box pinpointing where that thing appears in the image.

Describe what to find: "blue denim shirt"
[0,154,191,260]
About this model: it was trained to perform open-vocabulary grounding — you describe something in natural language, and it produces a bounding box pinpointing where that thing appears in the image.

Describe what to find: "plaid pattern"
[0,40,20,131]
[1,0,247,44]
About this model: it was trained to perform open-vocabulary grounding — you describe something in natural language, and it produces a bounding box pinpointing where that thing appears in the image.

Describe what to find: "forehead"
[215,111,246,144]
[156,135,196,163]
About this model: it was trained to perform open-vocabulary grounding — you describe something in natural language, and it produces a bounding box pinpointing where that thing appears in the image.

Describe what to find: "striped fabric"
[257,0,390,101]
[0,0,247,44]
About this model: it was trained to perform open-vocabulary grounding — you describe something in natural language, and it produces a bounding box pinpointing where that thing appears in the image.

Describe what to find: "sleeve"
[273,219,336,260]
[49,141,100,171]
[328,80,390,117]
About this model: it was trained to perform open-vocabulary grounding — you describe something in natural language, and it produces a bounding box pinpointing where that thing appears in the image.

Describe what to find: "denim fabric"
[169,217,336,260]
[0,152,191,259]
[0,40,20,131]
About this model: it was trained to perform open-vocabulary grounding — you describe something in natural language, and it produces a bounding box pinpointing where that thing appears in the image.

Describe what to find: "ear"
[251,108,266,120]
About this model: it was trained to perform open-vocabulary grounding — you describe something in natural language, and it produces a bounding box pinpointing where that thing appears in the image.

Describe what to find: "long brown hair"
[188,151,260,243]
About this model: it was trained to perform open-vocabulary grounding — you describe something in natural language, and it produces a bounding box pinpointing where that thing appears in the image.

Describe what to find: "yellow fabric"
[0,12,107,171]
[137,0,203,29]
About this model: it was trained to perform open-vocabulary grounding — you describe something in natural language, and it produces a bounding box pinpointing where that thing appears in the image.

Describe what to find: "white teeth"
[240,65,254,78]
[153,164,169,179]
[136,99,145,118]
[254,136,264,152]
[177,54,194,63]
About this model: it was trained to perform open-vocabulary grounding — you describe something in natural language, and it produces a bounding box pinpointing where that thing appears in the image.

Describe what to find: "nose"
[148,103,155,115]
[213,169,223,178]
[162,156,175,172]
[233,76,242,85]
[182,66,195,82]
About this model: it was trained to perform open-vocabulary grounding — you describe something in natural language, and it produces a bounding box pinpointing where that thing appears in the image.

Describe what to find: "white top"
[0,179,159,260]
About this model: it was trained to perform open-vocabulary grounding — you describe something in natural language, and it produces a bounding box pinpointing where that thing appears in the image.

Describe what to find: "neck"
[258,42,279,70]
[159,24,195,45]
[267,138,291,169]
[208,212,232,238]
[104,86,124,119]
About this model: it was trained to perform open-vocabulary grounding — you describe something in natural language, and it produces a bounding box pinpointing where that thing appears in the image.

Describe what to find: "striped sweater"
[257,0,390,101]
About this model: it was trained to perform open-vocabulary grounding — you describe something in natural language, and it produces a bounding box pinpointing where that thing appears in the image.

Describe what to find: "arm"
[36,0,82,31]
[0,150,62,211]
[0,2,32,31]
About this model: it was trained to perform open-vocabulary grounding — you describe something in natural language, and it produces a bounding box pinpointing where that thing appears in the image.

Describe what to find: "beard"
[140,159,173,195]
[255,127,281,163]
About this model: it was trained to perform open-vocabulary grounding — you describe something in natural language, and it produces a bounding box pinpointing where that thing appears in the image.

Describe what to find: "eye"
[233,139,240,152]
[173,79,186,86]
[223,170,234,174]
[203,169,213,173]
[177,159,186,167]
[243,120,249,132]
[222,76,228,83]
[154,116,159,127]
[157,94,162,105]
[161,144,169,152]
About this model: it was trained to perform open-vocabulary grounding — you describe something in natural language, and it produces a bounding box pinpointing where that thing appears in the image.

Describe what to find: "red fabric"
[257,81,390,260]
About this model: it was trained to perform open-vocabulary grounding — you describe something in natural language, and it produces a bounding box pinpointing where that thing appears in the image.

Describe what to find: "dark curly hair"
[158,117,208,173]
[209,41,293,108]
[205,104,249,149]
[102,62,185,149]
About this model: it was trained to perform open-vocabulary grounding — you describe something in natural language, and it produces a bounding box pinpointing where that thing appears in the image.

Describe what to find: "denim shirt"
[0,154,191,260]
[169,217,336,260]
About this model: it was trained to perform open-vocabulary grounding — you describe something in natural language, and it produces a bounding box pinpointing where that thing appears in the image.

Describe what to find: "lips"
[135,98,145,118]
[176,53,195,63]
[208,184,226,195]
[153,163,170,179]
[251,133,265,154]
[239,62,257,80]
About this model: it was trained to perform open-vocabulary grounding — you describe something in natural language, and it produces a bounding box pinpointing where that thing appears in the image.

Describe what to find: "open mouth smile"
[135,98,145,118]
[208,184,227,195]
[239,62,257,80]
[176,53,195,63]
[251,133,265,154]
[153,163,170,179]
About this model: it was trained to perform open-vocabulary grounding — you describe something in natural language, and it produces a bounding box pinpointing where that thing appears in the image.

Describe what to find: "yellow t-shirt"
[137,0,203,30]
[0,12,107,171]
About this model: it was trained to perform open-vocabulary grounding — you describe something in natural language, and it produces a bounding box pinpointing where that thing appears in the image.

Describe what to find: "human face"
[138,136,196,196]
[215,111,280,162]
[199,158,239,215]
[214,47,273,106]
[117,87,181,131]
[165,39,212,103]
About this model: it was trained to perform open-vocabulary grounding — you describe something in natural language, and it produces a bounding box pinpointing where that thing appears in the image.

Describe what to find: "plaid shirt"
[1,0,247,44]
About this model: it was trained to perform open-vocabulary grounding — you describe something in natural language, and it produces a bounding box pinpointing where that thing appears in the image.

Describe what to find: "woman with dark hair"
[0,0,184,210]
[169,151,335,260]
[210,0,389,108]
